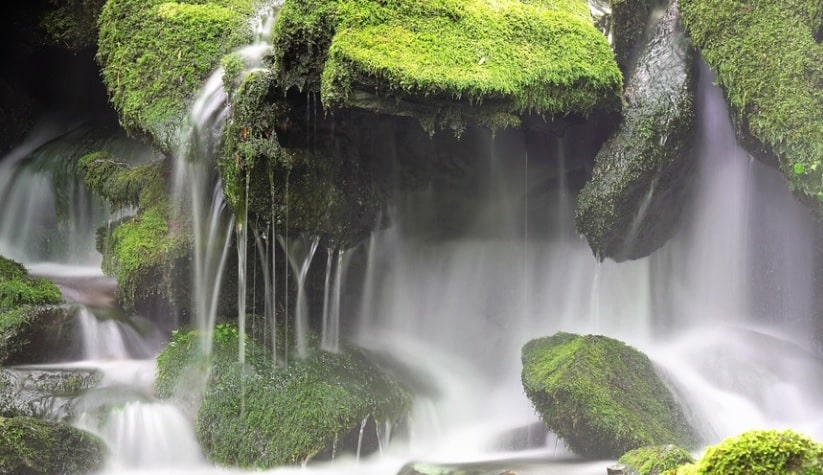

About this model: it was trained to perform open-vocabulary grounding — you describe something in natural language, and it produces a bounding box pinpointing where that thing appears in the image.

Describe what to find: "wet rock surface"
[576,2,696,261]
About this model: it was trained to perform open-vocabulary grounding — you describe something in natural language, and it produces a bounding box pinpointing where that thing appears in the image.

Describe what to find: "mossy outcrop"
[664,430,823,475]
[0,255,71,365]
[521,332,697,458]
[679,0,823,213]
[272,0,623,131]
[96,0,259,147]
[619,444,695,475]
[78,153,191,315]
[576,2,695,261]
[0,416,106,475]
[155,323,411,468]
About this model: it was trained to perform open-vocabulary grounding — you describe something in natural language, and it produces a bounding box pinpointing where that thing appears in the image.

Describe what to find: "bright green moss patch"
[97,0,257,146]
[521,333,698,458]
[620,444,695,475]
[691,430,823,475]
[679,0,823,209]
[156,324,412,468]
[0,416,106,474]
[273,0,622,131]
[0,256,62,311]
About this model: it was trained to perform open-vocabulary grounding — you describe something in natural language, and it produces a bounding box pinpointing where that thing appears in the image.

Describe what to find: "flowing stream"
[1,6,823,473]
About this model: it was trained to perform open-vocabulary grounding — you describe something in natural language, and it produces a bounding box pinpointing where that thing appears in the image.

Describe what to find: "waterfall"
[172,5,278,358]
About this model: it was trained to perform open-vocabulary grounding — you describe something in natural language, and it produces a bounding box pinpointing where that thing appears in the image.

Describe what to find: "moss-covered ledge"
[679,0,823,212]
[272,0,623,132]
[97,0,260,148]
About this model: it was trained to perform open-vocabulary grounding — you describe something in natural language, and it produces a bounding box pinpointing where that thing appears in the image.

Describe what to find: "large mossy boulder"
[575,1,696,261]
[0,416,106,474]
[521,332,698,458]
[96,0,260,148]
[272,0,623,131]
[155,324,411,468]
[665,430,823,475]
[679,0,823,214]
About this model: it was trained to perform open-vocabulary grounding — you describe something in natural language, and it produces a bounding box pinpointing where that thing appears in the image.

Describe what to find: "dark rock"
[576,2,696,261]
[0,367,101,421]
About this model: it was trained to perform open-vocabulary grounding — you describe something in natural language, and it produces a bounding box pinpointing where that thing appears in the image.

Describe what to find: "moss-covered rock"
[272,0,623,131]
[521,332,698,458]
[611,0,668,75]
[96,0,259,147]
[679,0,823,213]
[0,416,106,474]
[78,154,191,314]
[575,2,695,261]
[0,256,62,311]
[0,255,71,365]
[156,323,411,468]
[666,430,823,475]
[620,444,695,475]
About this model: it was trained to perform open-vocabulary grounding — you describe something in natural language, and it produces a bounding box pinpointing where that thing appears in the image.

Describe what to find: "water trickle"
[356,415,369,462]
[280,235,320,359]
[321,250,346,352]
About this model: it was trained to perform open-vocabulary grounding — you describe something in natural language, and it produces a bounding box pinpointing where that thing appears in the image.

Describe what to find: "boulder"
[0,416,106,474]
[576,2,696,261]
[619,444,694,475]
[679,0,823,214]
[521,332,698,458]
[155,324,411,468]
[674,429,823,475]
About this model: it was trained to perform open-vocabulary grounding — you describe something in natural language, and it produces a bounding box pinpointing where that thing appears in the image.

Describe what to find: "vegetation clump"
[0,416,106,474]
[664,430,823,475]
[521,332,697,458]
[156,323,412,468]
[0,256,62,312]
[272,0,623,131]
[619,444,695,475]
[78,153,190,313]
[679,0,823,211]
[96,0,259,147]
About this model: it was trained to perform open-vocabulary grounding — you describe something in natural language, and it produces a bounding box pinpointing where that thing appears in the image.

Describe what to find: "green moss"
[0,416,106,474]
[619,444,695,475]
[156,324,412,468]
[40,0,106,50]
[0,256,62,312]
[679,0,823,211]
[97,0,258,146]
[521,332,698,458]
[273,0,622,131]
[79,154,191,311]
[693,430,823,475]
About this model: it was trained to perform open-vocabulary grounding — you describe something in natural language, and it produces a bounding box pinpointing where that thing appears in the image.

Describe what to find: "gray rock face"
[576,1,696,261]
[0,367,101,421]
